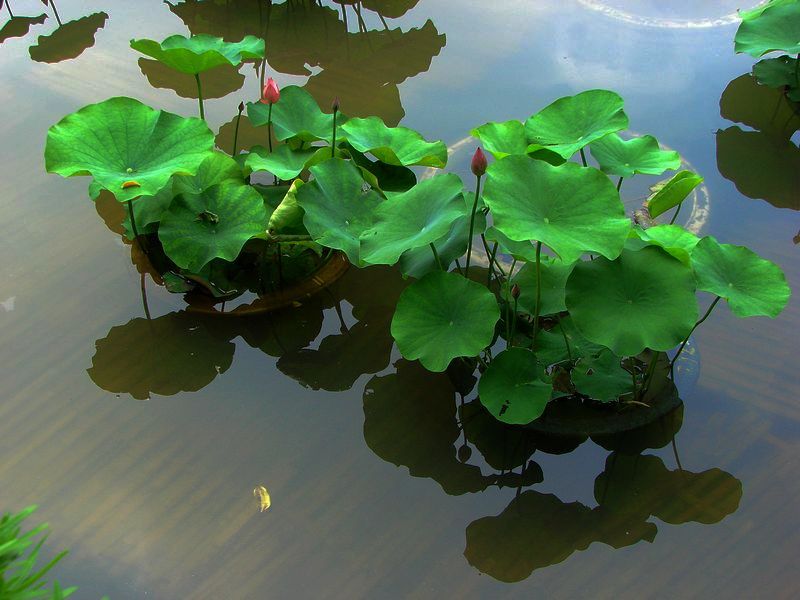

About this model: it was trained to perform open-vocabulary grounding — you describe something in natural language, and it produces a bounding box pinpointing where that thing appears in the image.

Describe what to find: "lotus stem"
[669,201,683,225]
[579,148,588,167]
[671,295,721,371]
[276,242,283,288]
[532,241,543,349]
[558,316,573,362]
[479,234,504,283]
[642,351,660,396]
[267,103,274,153]
[49,0,63,27]
[194,74,205,120]
[672,436,684,471]
[140,273,151,321]
[488,240,501,281]
[628,356,638,401]
[331,106,338,158]
[616,177,623,192]
[232,104,243,156]
[127,199,141,240]
[465,175,482,276]
[429,243,444,270]
[509,295,519,349]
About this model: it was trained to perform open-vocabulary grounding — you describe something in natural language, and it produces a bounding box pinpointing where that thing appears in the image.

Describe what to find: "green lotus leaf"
[734,2,800,56]
[130,34,264,75]
[482,156,630,263]
[524,90,629,159]
[360,173,465,265]
[391,271,500,372]
[646,170,703,218]
[296,158,382,264]
[481,227,534,263]
[571,349,632,402]
[534,317,608,366]
[753,56,800,101]
[511,257,575,316]
[173,151,243,195]
[565,247,698,356]
[123,183,176,239]
[45,97,215,203]
[478,348,553,425]
[248,85,346,143]
[690,236,791,318]
[268,179,305,234]
[589,133,681,178]
[740,0,796,20]
[347,146,417,193]
[244,144,318,181]
[631,224,700,265]
[341,116,447,167]
[471,120,528,159]
[159,181,268,272]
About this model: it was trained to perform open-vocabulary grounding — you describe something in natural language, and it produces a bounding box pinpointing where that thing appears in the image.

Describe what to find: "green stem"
[194,74,205,120]
[629,356,638,401]
[140,273,151,321]
[642,351,660,396]
[509,296,518,349]
[127,199,140,240]
[232,105,243,156]
[617,177,623,192]
[671,296,721,369]
[558,316,573,362]
[331,108,338,158]
[267,103,273,153]
[465,175,482,276]
[669,201,683,225]
[430,243,444,270]
[579,148,587,167]
[532,241,543,349]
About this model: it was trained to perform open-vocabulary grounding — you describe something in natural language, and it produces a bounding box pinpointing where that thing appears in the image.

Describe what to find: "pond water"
[1,0,798,598]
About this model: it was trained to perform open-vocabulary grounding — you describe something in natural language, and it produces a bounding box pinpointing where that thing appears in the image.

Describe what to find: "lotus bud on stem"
[465,147,487,277]
[232,101,245,156]
[331,97,340,159]
[261,77,280,154]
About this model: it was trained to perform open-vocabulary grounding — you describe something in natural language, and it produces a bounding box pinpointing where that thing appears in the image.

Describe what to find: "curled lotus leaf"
[565,247,698,356]
[630,225,700,265]
[478,348,553,425]
[482,156,630,263]
[589,133,681,178]
[159,181,268,272]
[690,236,791,318]
[646,170,703,219]
[471,120,528,159]
[391,271,500,372]
[248,85,347,143]
[524,90,629,159]
[45,97,215,202]
[244,145,318,181]
[341,116,448,168]
[130,34,265,74]
[734,2,800,56]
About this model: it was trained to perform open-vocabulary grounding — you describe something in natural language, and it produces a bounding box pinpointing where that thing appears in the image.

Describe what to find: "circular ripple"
[574,0,755,29]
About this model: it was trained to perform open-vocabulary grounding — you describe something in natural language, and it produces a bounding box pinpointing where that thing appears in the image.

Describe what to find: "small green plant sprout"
[130,34,265,119]
[735,0,800,101]
[0,505,76,599]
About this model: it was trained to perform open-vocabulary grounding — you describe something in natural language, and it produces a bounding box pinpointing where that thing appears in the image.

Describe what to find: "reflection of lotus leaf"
[28,12,108,63]
[87,312,235,400]
[138,58,245,99]
[719,74,800,139]
[0,14,47,44]
[362,0,421,19]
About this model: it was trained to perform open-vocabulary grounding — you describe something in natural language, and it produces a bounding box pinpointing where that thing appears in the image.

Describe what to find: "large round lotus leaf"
[524,90,629,159]
[589,133,680,178]
[45,97,215,203]
[248,85,347,143]
[571,350,632,402]
[360,173,465,265]
[172,151,243,195]
[482,156,630,263]
[753,56,800,101]
[740,0,796,21]
[296,158,382,265]
[631,224,700,265]
[478,348,553,425]
[690,236,791,318]
[244,144,317,181]
[734,2,800,56]
[391,271,500,372]
[130,34,264,74]
[565,247,698,356]
[159,181,268,272]
[341,116,447,168]
[511,257,575,316]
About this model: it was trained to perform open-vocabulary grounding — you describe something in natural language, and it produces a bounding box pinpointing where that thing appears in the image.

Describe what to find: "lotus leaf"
[471,120,529,159]
[123,183,176,239]
[45,97,215,202]
[734,2,800,56]
[534,317,607,366]
[753,56,800,101]
[646,170,703,218]
[690,236,791,318]
[482,156,630,262]
[347,146,417,193]
[159,181,268,272]
[524,90,629,159]
[391,271,499,372]
[296,158,382,264]
[478,348,552,425]
[483,227,538,263]
[248,85,346,143]
[571,350,631,402]
[511,257,575,316]
[631,224,700,265]
[720,73,800,139]
[268,180,305,234]
[565,247,698,356]
[740,0,796,20]
[244,145,318,181]
[589,133,680,178]
[130,34,264,74]
[341,116,448,167]
[172,151,243,195]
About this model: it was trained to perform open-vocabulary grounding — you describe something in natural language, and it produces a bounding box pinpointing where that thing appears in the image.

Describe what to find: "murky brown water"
[1,1,798,598]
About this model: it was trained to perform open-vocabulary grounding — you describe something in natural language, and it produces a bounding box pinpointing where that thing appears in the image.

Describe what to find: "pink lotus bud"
[331,97,340,113]
[511,283,520,300]
[238,101,244,112]
[261,77,280,105]
[471,147,487,177]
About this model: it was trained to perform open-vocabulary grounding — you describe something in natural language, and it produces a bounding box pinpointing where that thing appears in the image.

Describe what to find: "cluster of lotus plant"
[734,0,800,102]
[44,31,791,426]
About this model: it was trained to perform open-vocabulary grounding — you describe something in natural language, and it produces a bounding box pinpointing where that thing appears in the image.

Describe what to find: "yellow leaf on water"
[253,485,271,512]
